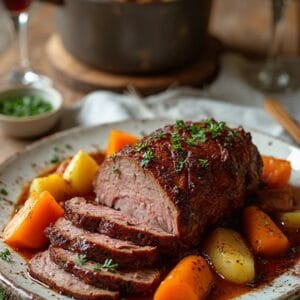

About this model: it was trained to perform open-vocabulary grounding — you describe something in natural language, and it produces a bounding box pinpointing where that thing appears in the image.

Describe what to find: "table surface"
[0,0,299,163]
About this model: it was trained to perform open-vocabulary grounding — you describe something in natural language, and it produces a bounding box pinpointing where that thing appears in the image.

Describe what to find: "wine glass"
[255,0,291,92]
[2,0,51,86]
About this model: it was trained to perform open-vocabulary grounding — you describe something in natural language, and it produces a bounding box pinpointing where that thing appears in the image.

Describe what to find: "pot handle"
[39,0,64,5]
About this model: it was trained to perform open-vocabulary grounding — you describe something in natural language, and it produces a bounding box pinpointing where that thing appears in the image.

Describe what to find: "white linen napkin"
[60,54,300,145]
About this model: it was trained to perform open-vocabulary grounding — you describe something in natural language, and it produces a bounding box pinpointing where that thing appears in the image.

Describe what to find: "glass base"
[8,69,52,87]
[255,65,291,93]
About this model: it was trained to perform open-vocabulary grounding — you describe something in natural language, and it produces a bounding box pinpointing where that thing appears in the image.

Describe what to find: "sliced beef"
[49,247,163,296]
[94,120,263,249]
[65,198,177,253]
[46,218,159,268]
[28,251,119,300]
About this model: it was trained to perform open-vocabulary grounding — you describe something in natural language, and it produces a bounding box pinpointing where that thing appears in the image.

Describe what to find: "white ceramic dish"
[0,119,299,300]
[0,85,63,138]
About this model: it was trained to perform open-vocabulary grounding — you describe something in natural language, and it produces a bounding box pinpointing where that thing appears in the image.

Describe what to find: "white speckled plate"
[0,119,299,300]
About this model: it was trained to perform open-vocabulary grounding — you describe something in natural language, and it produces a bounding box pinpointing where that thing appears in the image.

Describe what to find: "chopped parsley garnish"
[50,153,59,164]
[140,150,155,167]
[175,120,185,130]
[0,249,12,262]
[187,138,198,146]
[50,146,60,164]
[189,124,207,144]
[65,144,73,150]
[0,287,6,300]
[0,94,53,118]
[198,159,209,168]
[93,258,118,273]
[0,188,8,196]
[171,131,182,152]
[75,254,88,266]
[112,165,120,174]
[152,131,167,139]
[223,137,231,147]
[206,119,226,138]
[228,130,241,138]
[175,157,186,173]
[134,141,149,152]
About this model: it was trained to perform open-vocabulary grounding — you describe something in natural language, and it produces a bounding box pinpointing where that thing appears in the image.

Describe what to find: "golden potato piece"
[204,227,255,285]
[63,150,99,195]
[30,174,72,202]
[278,210,300,228]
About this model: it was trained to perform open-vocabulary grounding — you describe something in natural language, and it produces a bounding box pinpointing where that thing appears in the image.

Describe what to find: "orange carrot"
[106,129,139,157]
[243,206,289,256]
[262,156,291,188]
[154,255,214,300]
[3,191,64,249]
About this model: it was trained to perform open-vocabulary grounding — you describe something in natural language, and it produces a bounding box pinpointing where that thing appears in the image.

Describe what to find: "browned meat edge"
[94,120,263,248]
[28,251,119,300]
[46,218,160,268]
[49,246,163,296]
[64,197,178,254]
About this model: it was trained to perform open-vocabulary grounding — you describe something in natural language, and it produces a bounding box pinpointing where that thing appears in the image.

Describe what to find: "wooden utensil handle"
[264,98,300,145]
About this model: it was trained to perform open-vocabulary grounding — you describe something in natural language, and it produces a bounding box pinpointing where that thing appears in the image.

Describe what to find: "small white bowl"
[0,85,63,138]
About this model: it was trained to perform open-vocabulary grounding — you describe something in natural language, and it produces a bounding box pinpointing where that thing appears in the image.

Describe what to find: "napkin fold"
[60,54,300,144]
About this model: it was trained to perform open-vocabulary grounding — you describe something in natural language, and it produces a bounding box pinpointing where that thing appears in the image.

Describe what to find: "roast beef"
[46,218,159,268]
[49,247,163,296]
[65,197,177,252]
[28,251,119,300]
[94,120,263,249]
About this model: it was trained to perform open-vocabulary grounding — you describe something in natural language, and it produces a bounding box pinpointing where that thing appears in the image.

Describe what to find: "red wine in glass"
[3,0,32,13]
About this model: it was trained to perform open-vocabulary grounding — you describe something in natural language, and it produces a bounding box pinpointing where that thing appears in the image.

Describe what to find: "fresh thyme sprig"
[134,141,149,152]
[152,131,167,139]
[171,131,182,152]
[75,254,88,266]
[0,286,7,300]
[0,249,12,262]
[93,258,119,273]
[175,120,185,130]
[140,150,155,167]
[175,157,186,173]
[198,159,209,168]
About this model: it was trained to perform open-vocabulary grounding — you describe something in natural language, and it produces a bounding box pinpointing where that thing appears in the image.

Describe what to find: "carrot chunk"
[154,255,214,300]
[243,206,289,256]
[106,129,139,157]
[262,156,291,188]
[3,191,64,249]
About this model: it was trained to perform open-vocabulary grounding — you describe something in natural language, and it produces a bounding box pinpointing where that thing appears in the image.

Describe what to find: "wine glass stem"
[11,12,30,73]
[267,0,287,68]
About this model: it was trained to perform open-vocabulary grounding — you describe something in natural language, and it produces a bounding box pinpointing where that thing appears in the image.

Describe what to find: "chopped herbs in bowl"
[0,85,63,138]
[0,95,53,118]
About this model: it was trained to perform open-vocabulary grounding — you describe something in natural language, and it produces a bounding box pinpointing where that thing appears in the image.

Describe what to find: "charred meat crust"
[49,246,163,296]
[46,218,160,268]
[28,251,119,300]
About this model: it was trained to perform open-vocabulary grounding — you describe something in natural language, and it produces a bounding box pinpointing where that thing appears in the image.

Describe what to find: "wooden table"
[0,0,299,164]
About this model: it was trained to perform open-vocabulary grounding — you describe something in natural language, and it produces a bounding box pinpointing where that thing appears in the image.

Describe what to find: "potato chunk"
[30,174,72,202]
[63,150,99,195]
[278,210,300,228]
[204,227,255,284]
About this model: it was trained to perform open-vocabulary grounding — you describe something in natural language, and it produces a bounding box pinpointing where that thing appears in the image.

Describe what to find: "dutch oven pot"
[44,0,212,74]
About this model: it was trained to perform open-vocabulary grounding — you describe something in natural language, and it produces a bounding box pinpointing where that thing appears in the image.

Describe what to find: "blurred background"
[0,0,299,104]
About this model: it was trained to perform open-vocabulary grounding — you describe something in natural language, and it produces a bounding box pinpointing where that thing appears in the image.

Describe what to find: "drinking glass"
[255,0,291,92]
[2,0,50,85]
